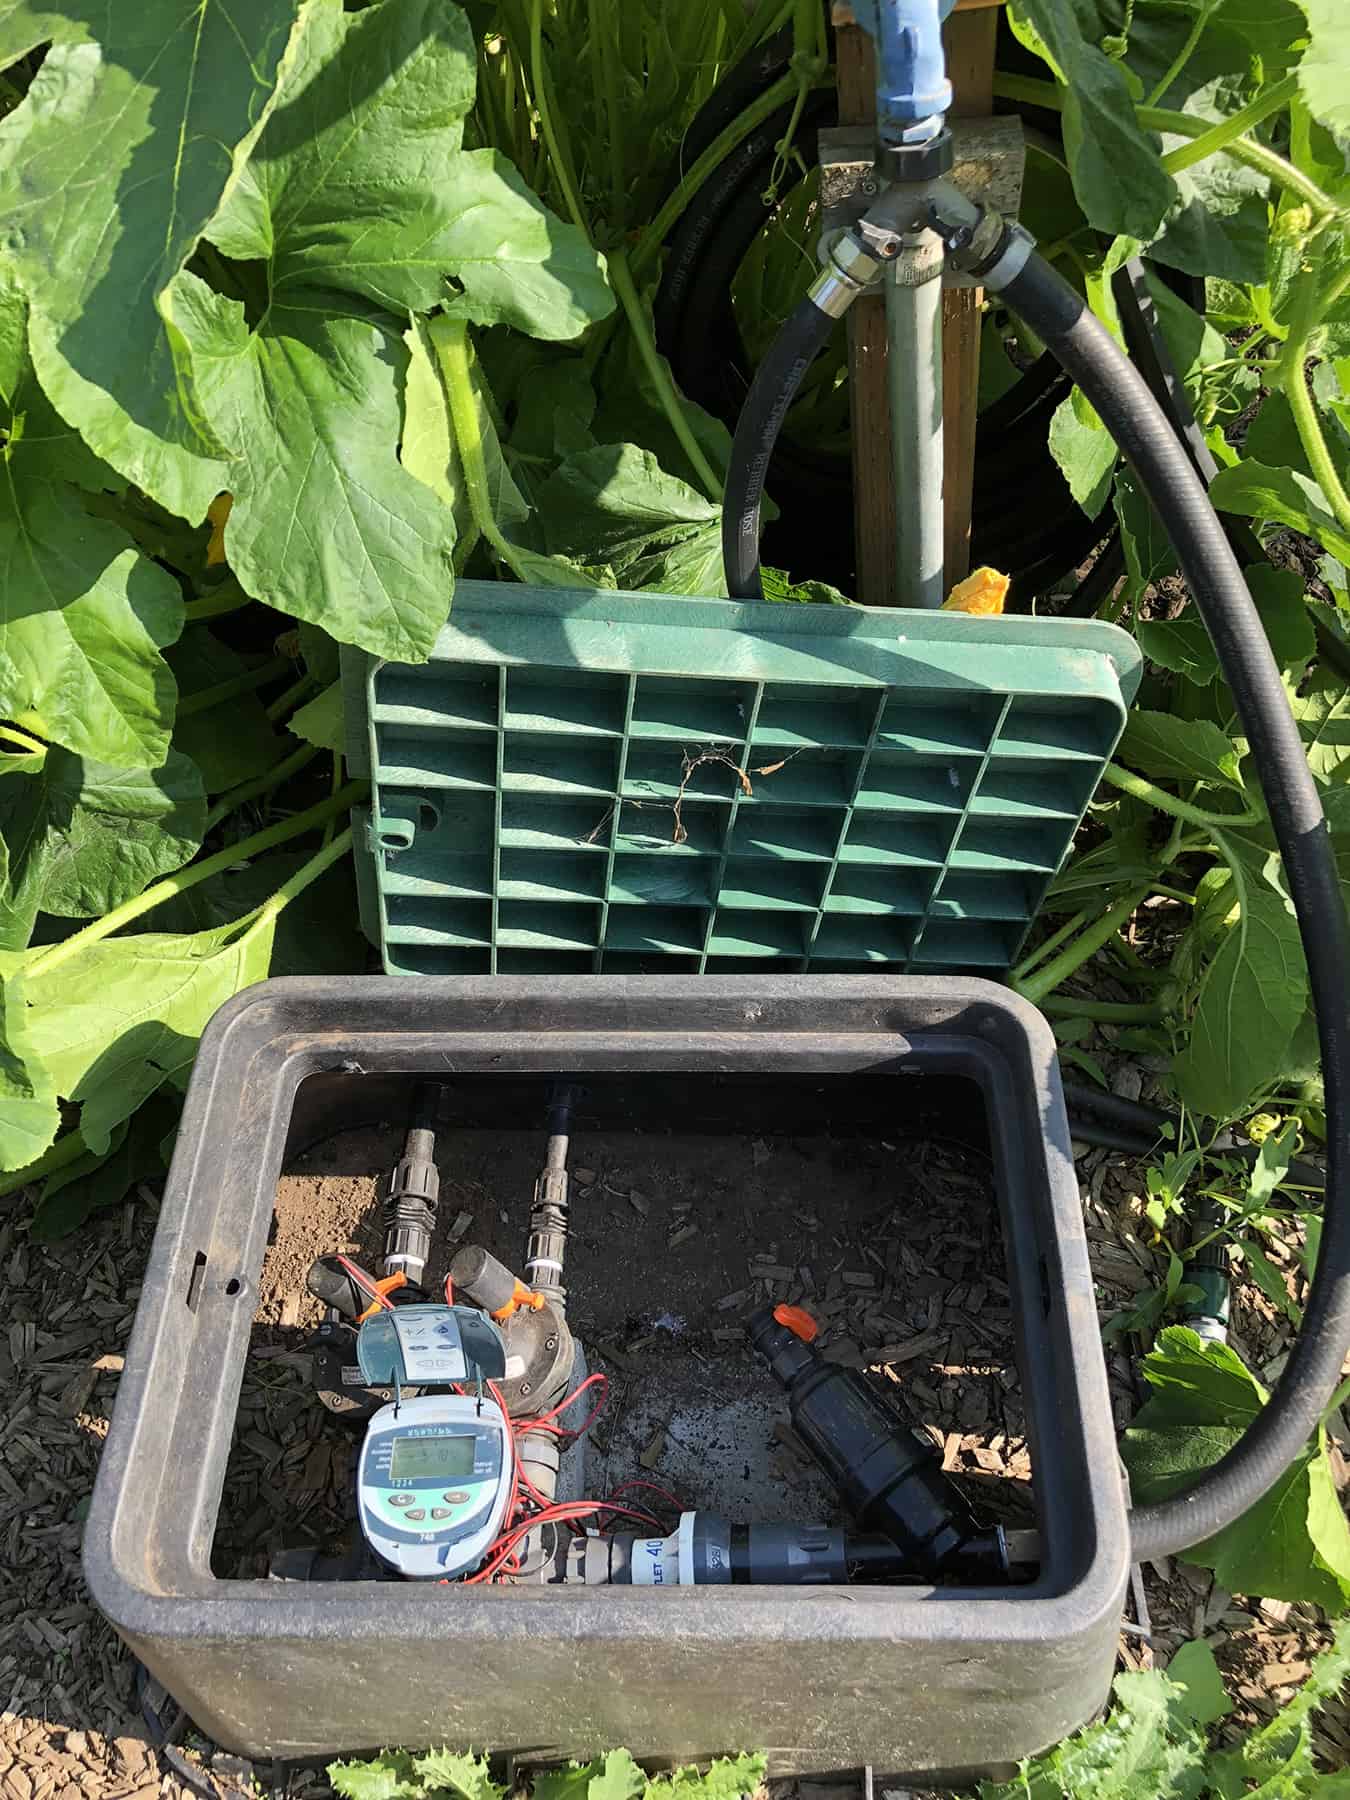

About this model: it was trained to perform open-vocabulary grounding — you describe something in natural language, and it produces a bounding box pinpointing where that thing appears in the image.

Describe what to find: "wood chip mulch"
[0,1192,323,1800]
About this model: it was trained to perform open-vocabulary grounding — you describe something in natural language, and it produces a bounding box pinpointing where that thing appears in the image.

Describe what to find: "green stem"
[252,825,354,924]
[1157,75,1299,177]
[763,0,825,201]
[1144,0,1218,107]
[1102,763,1263,829]
[631,71,801,279]
[1042,996,1166,1024]
[1012,902,1098,981]
[182,588,251,624]
[24,782,367,978]
[992,74,1337,217]
[991,72,1064,109]
[177,654,290,719]
[1281,249,1350,538]
[594,4,625,230]
[529,0,588,236]
[0,723,44,754]
[0,1127,90,1200]
[1015,887,1151,1007]
[1141,113,1340,219]
[1323,1371,1350,1426]
[265,672,317,724]
[204,742,322,833]
[436,318,541,582]
[608,249,722,499]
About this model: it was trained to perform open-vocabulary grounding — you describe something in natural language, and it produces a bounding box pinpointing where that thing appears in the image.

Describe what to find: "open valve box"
[84,977,1129,1780]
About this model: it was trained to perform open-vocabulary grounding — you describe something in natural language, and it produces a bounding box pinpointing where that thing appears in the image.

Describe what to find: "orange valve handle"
[492,1279,548,1323]
[355,1270,409,1322]
[772,1304,819,1343]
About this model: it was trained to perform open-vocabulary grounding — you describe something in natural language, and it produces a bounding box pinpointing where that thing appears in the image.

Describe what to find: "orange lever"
[491,1279,547,1323]
[773,1303,819,1343]
[355,1269,408,1322]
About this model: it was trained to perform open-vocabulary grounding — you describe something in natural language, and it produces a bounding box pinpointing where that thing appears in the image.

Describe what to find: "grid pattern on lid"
[352,585,1140,978]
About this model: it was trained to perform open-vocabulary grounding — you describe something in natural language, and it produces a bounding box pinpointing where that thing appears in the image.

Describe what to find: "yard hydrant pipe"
[721,228,1350,1563]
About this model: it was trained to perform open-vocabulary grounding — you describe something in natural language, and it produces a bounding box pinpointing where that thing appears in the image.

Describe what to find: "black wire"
[1062,1088,1327,1193]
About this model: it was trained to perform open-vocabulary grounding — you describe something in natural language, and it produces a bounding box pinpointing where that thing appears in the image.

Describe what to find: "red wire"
[464,1498,666,1585]
[464,1371,679,1585]
[608,1478,685,1517]
[522,1371,609,1439]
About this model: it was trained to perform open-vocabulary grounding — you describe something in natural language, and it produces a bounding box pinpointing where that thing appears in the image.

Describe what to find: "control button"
[443,1490,471,1504]
[430,1507,451,1520]
[388,1494,414,1508]
[405,1508,426,1521]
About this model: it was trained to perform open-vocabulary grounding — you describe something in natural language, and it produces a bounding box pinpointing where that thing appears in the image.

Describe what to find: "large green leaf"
[1115,469,1178,607]
[980,1665,1209,1800]
[1118,711,1242,788]
[9,909,277,1159]
[170,278,457,663]
[0,1,301,519]
[1299,0,1350,137]
[408,1751,501,1800]
[0,275,184,767]
[1137,567,1315,685]
[0,963,57,1170]
[1008,0,1176,240]
[1127,18,1272,285]
[1049,393,1117,516]
[1123,1327,1350,1608]
[30,1087,178,1242]
[210,0,607,341]
[173,0,613,658]
[1173,832,1308,1118]
[1210,459,1350,565]
[1293,677,1350,785]
[537,445,725,596]
[0,746,204,949]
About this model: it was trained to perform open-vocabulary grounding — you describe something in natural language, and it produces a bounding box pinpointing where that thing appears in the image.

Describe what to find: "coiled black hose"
[1000,249,1350,1561]
[721,244,1350,1561]
[723,292,839,599]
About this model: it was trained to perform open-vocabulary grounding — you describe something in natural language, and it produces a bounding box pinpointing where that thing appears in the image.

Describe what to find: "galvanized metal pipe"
[886,230,946,609]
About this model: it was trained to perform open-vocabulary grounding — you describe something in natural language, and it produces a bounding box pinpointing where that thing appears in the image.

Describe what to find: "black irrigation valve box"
[84,977,1129,1780]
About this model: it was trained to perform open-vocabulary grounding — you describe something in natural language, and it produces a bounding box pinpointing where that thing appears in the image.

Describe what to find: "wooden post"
[835,0,1004,604]
[941,0,1002,588]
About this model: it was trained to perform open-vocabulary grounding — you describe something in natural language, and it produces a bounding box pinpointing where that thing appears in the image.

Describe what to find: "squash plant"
[0,0,1346,1237]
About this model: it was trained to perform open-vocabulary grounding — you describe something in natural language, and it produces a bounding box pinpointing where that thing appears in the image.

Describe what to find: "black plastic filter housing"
[84,977,1127,1780]
[748,1308,1006,1579]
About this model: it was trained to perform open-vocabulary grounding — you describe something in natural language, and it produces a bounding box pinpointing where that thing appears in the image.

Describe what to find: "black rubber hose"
[1061,1082,1327,1190]
[723,292,839,599]
[1000,248,1350,1562]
